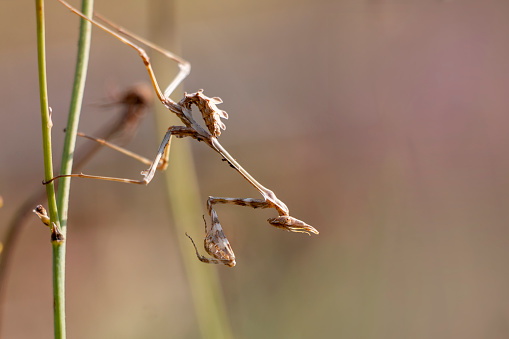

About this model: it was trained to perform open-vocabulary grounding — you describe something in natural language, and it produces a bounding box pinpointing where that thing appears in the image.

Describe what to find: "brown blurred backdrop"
[1,0,509,338]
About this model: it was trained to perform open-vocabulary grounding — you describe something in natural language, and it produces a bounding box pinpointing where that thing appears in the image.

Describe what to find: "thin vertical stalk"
[148,1,233,338]
[36,0,94,337]
[56,0,94,230]
[159,142,233,339]
[52,2,93,335]
[35,0,66,337]
[51,239,66,339]
[35,0,59,230]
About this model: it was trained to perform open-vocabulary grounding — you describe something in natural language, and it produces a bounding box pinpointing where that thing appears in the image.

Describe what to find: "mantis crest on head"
[47,0,319,267]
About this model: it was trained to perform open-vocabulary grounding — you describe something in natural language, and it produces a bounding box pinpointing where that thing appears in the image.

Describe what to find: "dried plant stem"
[148,1,233,337]
[158,139,233,339]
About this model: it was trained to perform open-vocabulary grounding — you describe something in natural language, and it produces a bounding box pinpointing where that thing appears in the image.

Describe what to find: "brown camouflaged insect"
[186,211,236,268]
[46,0,319,267]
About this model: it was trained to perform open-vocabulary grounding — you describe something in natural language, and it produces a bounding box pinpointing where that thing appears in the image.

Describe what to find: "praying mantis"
[45,0,319,267]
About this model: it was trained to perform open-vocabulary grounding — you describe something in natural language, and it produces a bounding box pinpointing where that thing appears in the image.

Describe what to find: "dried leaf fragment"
[51,223,65,243]
[33,205,50,227]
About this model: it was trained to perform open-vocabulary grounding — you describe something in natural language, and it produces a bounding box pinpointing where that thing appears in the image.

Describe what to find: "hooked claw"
[267,216,319,235]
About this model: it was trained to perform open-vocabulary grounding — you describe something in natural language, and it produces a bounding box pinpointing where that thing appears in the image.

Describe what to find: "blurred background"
[1,0,509,338]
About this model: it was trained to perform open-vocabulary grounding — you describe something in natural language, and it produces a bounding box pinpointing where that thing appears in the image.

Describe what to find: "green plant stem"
[53,2,93,335]
[56,0,94,230]
[35,1,65,337]
[36,0,59,228]
[37,0,94,338]
[51,240,66,339]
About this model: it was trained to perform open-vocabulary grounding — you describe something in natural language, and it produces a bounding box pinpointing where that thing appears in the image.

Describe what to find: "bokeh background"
[1,0,509,338]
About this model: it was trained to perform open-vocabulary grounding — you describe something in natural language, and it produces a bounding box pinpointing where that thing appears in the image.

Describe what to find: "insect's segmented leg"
[210,138,289,216]
[56,0,319,268]
[92,13,189,99]
[57,0,189,109]
[207,197,270,210]
[189,196,315,266]
[76,132,169,169]
[43,126,197,186]
[207,196,319,235]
